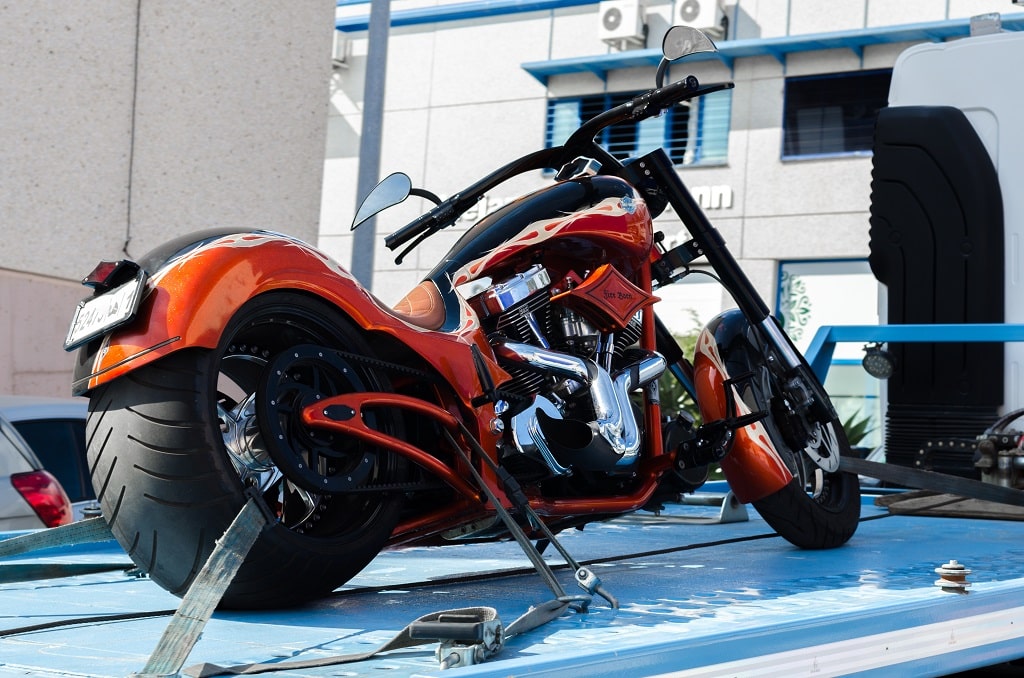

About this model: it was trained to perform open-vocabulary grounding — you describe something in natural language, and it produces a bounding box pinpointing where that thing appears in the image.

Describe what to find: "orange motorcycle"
[65,27,859,609]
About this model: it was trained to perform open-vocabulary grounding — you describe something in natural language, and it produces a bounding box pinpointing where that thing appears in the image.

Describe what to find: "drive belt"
[840,456,1024,507]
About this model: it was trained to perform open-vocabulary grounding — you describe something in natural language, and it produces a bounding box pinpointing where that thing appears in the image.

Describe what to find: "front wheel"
[727,344,860,549]
[87,292,408,608]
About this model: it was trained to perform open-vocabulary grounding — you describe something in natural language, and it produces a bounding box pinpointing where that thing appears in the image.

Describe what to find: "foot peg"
[676,372,767,469]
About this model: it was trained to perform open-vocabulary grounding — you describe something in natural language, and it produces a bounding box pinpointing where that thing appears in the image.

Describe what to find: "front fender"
[692,309,792,503]
[71,230,493,398]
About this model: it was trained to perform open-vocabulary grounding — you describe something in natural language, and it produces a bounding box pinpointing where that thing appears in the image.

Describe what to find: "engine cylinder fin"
[500,365,549,398]
[494,292,552,343]
[613,316,643,354]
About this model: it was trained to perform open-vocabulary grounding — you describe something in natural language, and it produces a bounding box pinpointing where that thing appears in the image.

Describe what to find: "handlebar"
[384,147,564,255]
[383,197,455,253]
[562,75,698,150]
[384,76,734,258]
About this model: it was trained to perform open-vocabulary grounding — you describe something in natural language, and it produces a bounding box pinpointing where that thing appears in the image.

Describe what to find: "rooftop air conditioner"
[677,0,725,39]
[598,0,646,49]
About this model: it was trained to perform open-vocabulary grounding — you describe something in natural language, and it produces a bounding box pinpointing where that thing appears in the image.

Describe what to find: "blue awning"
[336,0,602,33]
[521,14,1024,84]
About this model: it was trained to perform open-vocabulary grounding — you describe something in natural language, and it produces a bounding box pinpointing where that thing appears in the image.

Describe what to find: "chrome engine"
[468,264,666,477]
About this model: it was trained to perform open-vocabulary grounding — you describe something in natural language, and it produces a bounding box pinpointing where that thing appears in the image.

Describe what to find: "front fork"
[639,148,837,501]
[639,147,835,421]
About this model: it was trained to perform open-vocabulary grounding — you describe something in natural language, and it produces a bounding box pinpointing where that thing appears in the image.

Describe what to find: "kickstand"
[443,426,618,610]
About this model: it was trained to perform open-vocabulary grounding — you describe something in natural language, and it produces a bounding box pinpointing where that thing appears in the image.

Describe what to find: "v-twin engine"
[468,264,666,476]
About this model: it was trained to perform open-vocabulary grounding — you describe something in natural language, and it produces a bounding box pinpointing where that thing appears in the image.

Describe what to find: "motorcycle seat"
[392,280,446,330]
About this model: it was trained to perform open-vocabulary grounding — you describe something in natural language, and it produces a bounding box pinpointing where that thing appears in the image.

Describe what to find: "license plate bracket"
[64,270,148,351]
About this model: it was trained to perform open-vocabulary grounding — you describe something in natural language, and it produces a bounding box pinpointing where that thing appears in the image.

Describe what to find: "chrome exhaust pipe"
[494,340,666,468]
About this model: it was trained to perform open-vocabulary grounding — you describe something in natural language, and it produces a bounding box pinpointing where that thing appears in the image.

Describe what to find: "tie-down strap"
[183,600,571,677]
[840,456,1024,506]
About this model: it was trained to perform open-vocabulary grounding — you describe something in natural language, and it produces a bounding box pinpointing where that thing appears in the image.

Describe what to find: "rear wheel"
[87,292,407,608]
[725,334,860,549]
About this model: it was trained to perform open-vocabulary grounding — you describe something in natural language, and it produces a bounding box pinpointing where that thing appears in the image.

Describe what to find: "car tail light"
[11,470,73,528]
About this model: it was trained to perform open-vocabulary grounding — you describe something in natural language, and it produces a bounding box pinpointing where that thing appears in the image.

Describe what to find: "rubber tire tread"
[725,347,861,550]
[752,468,860,549]
[87,348,402,609]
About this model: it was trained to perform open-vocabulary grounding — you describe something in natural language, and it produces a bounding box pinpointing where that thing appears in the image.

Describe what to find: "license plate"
[64,270,148,351]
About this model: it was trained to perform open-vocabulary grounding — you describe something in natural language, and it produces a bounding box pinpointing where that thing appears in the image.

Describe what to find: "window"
[782,69,892,159]
[13,419,92,503]
[776,259,882,448]
[545,87,732,166]
[0,420,34,475]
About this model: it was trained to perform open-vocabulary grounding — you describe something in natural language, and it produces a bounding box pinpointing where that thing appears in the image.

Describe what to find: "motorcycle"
[64,27,859,609]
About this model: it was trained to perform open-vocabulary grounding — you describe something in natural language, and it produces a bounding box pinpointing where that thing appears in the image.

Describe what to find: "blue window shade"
[688,87,731,165]
[545,88,732,167]
[547,99,580,148]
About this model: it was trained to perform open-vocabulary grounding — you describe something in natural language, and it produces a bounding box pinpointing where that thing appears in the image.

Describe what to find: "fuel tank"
[428,176,653,292]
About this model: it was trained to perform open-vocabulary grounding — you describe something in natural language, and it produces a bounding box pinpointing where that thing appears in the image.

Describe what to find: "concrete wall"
[0,271,84,395]
[0,1,336,396]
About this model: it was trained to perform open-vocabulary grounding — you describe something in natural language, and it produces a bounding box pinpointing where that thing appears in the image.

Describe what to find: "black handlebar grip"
[385,212,434,250]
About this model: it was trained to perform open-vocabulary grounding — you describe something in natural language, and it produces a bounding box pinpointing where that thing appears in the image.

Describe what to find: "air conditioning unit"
[598,0,647,49]
[677,0,725,39]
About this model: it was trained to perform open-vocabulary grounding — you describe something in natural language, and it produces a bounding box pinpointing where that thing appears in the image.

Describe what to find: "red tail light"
[81,259,140,291]
[11,470,73,528]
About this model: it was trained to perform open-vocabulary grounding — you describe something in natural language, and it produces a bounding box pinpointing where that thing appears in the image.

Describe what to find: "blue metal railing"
[804,323,1024,381]
[336,0,600,32]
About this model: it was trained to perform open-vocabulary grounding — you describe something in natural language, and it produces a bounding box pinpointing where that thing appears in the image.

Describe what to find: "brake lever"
[394,223,445,265]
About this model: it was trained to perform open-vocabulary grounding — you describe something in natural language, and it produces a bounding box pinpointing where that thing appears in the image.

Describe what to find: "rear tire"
[87,292,406,608]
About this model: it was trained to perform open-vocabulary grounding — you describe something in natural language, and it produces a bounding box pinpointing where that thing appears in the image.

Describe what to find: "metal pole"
[350,0,391,288]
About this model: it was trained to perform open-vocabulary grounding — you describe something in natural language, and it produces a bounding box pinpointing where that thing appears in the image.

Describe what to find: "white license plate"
[64,271,148,351]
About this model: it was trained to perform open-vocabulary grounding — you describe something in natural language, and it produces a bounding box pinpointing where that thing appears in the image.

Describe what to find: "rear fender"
[71,231,498,405]
[692,309,792,503]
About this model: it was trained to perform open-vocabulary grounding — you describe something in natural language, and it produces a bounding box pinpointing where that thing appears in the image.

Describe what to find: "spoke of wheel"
[810,468,824,499]
[291,484,317,513]
[305,446,321,477]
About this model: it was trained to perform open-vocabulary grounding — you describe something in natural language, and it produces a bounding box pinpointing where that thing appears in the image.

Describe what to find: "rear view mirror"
[662,26,718,61]
[351,172,413,230]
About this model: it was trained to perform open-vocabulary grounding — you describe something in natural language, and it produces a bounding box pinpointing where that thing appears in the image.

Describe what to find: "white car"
[0,395,94,521]
[0,410,72,529]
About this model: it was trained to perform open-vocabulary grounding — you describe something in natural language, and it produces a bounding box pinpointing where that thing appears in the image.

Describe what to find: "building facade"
[323,0,1022,437]
[0,0,1019,418]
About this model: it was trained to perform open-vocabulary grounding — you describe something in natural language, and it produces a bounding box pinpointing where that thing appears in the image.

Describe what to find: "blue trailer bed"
[2,490,1023,677]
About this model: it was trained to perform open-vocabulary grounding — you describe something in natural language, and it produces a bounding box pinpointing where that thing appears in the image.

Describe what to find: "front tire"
[724,330,860,549]
[87,292,407,608]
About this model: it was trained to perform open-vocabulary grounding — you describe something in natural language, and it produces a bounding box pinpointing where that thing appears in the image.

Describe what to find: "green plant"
[841,410,875,448]
[657,309,702,422]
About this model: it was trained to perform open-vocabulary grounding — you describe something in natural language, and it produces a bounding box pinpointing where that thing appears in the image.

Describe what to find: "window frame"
[781,68,893,161]
[12,418,92,503]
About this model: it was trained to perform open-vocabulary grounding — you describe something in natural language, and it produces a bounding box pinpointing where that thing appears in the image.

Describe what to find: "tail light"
[11,470,73,528]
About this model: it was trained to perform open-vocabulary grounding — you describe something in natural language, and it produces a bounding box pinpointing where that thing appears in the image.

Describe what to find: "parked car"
[0,396,94,521]
[0,410,72,529]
